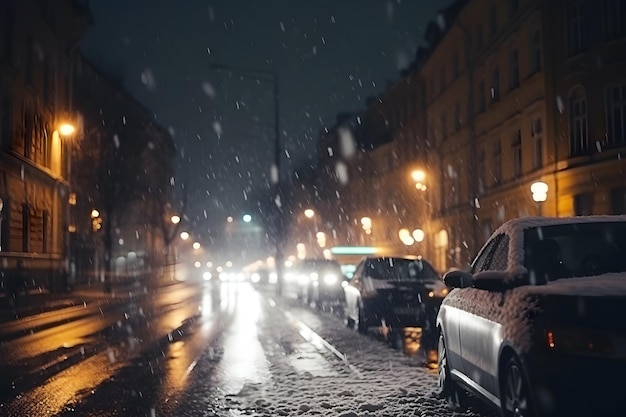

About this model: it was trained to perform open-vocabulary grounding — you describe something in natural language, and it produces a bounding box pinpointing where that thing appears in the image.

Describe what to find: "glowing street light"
[180,231,190,240]
[242,214,252,223]
[171,215,181,224]
[192,241,201,250]
[58,123,76,136]
[530,181,548,216]
[304,209,315,219]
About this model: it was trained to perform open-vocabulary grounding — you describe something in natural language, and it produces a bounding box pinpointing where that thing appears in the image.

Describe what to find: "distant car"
[344,256,448,346]
[249,268,278,287]
[285,259,345,309]
[437,215,626,417]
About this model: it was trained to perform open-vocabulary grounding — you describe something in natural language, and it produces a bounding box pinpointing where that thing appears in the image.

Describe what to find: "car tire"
[357,305,368,334]
[388,328,403,350]
[438,332,465,410]
[500,355,534,417]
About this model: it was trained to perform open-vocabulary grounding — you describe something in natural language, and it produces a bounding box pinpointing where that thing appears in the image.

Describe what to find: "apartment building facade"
[0,0,90,288]
[305,0,626,274]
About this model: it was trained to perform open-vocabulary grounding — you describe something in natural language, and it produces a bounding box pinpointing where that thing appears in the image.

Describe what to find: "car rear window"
[524,221,626,282]
[366,258,439,282]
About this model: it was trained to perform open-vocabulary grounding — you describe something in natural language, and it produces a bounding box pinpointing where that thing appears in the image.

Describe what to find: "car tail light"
[544,328,615,357]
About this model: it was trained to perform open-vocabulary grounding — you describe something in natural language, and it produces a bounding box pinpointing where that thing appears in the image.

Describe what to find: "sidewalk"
[0,273,186,324]
[0,283,110,323]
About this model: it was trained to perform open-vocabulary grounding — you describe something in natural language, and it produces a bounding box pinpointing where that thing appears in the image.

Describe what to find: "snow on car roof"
[483,215,626,278]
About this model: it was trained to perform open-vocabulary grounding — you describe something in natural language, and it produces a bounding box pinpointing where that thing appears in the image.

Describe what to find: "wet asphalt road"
[0,272,497,417]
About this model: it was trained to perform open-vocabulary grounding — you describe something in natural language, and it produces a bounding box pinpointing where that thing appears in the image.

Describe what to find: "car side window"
[487,234,509,271]
[471,235,503,273]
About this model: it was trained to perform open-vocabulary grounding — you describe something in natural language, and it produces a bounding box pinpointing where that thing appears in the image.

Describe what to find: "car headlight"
[545,328,615,357]
[323,273,338,286]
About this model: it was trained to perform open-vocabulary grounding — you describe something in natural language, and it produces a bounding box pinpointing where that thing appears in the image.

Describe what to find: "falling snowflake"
[140,68,156,90]
[202,81,216,98]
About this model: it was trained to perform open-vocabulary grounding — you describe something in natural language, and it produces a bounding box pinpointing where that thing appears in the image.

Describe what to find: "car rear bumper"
[525,352,626,416]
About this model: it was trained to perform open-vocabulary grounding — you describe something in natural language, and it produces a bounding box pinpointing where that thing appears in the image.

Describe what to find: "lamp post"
[208,62,283,294]
[530,181,548,216]
[59,122,76,293]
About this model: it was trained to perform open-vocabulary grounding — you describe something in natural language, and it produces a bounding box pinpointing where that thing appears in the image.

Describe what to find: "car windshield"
[366,258,439,282]
[524,222,626,282]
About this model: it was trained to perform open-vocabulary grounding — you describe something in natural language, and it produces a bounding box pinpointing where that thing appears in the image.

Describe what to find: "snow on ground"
[222,297,496,417]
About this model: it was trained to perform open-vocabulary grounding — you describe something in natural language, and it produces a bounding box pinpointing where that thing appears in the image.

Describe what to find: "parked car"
[437,215,626,417]
[344,256,448,347]
[285,259,345,309]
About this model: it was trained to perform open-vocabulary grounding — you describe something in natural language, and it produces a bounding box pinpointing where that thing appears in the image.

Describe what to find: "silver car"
[437,215,626,417]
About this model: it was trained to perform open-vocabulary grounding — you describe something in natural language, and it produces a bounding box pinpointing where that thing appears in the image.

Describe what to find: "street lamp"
[171,215,181,225]
[530,181,548,216]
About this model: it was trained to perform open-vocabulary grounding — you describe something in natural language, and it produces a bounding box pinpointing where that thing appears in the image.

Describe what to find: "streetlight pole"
[208,62,283,294]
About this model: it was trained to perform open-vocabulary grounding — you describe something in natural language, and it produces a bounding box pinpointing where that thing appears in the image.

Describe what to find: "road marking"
[268,298,363,378]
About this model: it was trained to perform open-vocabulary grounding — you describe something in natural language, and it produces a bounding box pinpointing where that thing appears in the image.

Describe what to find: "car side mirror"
[443,270,473,288]
[472,271,510,292]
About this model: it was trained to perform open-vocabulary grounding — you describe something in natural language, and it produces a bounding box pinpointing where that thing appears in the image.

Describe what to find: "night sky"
[80,0,452,254]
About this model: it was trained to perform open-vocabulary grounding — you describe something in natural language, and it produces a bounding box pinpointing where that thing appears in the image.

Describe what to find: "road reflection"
[211,282,272,395]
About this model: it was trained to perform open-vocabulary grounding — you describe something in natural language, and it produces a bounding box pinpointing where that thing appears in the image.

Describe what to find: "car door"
[443,237,499,377]
[458,234,509,398]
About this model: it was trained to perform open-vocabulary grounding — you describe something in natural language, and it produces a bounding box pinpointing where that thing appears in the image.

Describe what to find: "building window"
[532,118,543,169]
[604,0,626,40]
[606,84,626,147]
[476,24,484,51]
[22,203,30,252]
[1,93,12,148]
[43,56,54,105]
[509,49,519,90]
[25,36,35,86]
[453,49,459,77]
[570,87,588,155]
[477,80,486,113]
[612,187,626,214]
[491,67,500,102]
[441,112,447,141]
[509,0,519,17]
[493,139,502,185]
[440,66,446,93]
[454,102,461,132]
[512,129,522,178]
[0,198,7,251]
[530,29,542,73]
[477,146,486,194]
[489,4,498,38]
[567,2,587,55]
[452,168,460,206]
[3,3,14,62]
[574,192,593,216]
[24,108,33,158]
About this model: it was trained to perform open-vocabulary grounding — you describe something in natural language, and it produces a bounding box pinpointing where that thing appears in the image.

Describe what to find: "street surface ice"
[165,283,495,417]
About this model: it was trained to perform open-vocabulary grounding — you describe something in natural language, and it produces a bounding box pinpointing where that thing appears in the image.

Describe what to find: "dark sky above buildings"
[80,0,452,252]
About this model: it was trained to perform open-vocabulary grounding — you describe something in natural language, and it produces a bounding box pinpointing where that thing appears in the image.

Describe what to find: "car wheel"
[501,356,534,417]
[356,305,368,334]
[388,328,403,350]
[438,332,465,410]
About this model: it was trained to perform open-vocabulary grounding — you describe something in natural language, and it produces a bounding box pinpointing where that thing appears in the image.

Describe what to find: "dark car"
[344,256,448,346]
[437,215,626,417]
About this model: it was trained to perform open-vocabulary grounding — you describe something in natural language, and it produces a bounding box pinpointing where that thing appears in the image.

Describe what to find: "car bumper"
[525,351,626,416]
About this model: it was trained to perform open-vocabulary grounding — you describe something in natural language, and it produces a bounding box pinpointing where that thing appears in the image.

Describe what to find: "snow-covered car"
[345,256,448,347]
[437,215,626,417]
